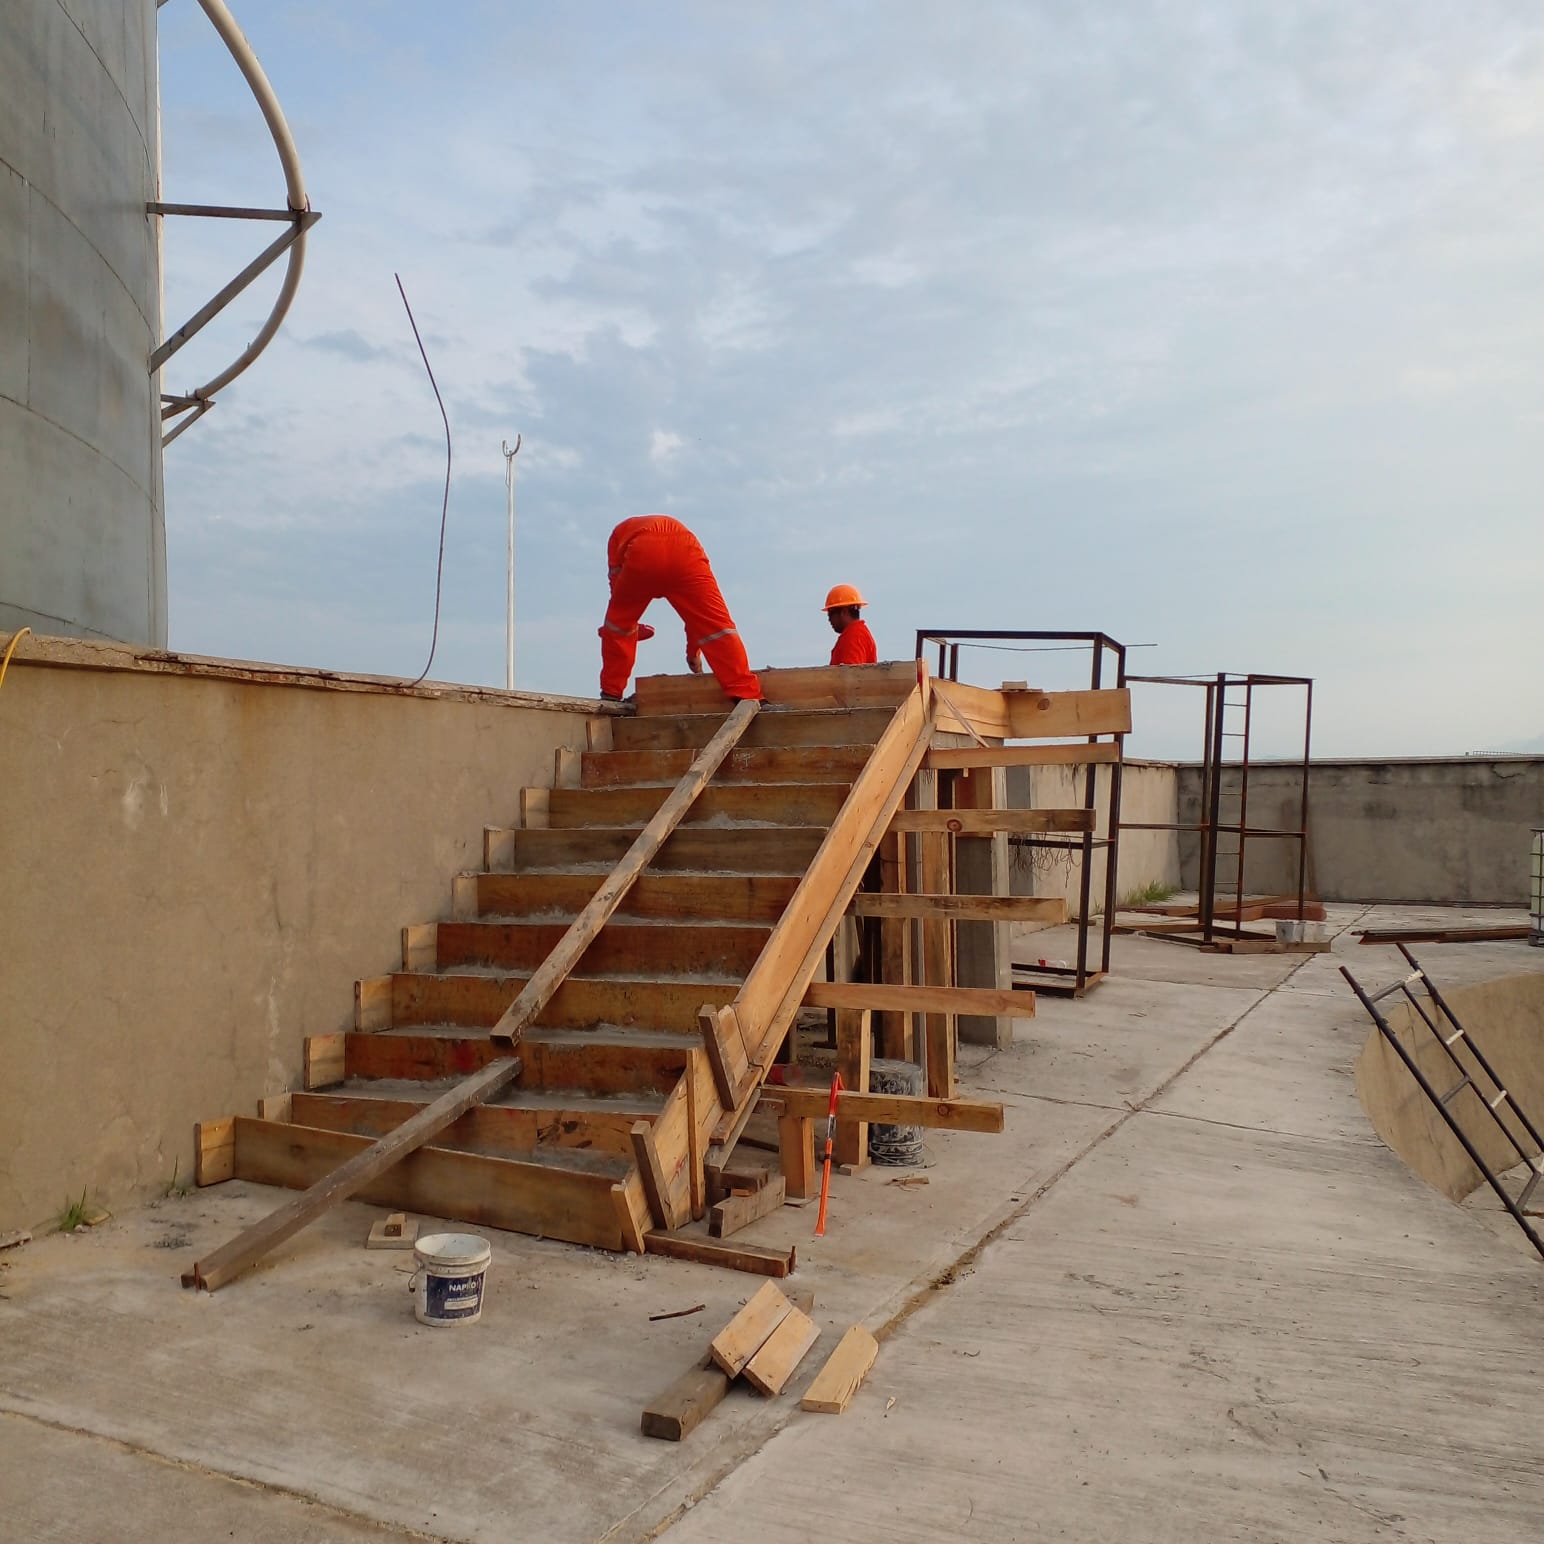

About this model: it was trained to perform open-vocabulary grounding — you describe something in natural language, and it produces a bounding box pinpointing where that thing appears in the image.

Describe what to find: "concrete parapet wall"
[1178,757,1544,905]
[1007,759,1182,915]
[0,636,595,1231]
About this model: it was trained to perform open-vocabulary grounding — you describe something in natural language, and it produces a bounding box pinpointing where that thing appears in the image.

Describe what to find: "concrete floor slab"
[4,907,1542,1543]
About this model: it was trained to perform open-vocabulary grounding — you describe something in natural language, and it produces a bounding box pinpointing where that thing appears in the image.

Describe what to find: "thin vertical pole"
[501,436,520,690]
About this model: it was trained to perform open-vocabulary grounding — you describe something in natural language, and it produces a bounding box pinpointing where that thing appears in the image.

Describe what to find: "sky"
[154,2,1544,758]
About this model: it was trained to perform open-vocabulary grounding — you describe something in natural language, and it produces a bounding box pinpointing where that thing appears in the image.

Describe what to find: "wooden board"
[916,766,955,1102]
[583,744,870,789]
[805,981,1035,1019]
[508,825,824,876]
[193,1118,235,1185]
[390,972,737,1035]
[701,1003,751,1109]
[432,920,770,979]
[731,686,930,1072]
[834,1007,871,1168]
[708,1280,792,1376]
[851,892,1066,924]
[743,1304,820,1396]
[778,1115,817,1200]
[888,807,1094,835]
[470,871,800,925]
[612,706,895,753]
[304,1034,345,1090]
[1356,924,1530,945]
[757,1088,1004,1133]
[213,1115,626,1255]
[1007,687,1132,739]
[709,1175,786,1237]
[801,1325,879,1413]
[635,661,919,716]
[547,782,849,830]
[644,1228,795,1277]
[354,976,392,1031]
[924,742,1121,770]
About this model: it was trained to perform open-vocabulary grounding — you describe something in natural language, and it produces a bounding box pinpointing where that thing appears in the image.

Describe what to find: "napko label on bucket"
[426,1271,483,1319]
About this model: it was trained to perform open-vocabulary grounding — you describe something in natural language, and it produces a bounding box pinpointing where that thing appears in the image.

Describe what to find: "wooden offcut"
[709,1175,786,1238]
[801,1324,879,1413]
[709,1280,793,1376]
[645,1228,795,1278]
[193,1118,234,1186]
[743,1303,820,1396]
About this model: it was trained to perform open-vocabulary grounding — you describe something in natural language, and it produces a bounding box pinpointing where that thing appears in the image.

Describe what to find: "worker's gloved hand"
[637,623,656,642]
[686,650,704,674]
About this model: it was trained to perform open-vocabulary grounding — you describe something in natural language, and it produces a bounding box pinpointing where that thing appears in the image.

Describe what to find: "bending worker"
[600,515,762,701]
[824,584,878,666]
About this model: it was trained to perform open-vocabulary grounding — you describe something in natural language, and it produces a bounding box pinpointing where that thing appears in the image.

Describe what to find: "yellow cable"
[0,626,32,694]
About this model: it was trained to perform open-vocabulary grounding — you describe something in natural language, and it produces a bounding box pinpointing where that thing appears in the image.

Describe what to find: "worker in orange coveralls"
[824,584,878,666]
[599,515,762,701]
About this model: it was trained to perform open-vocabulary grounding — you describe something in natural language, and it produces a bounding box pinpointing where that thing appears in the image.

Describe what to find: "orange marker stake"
[814,1071,844,1237]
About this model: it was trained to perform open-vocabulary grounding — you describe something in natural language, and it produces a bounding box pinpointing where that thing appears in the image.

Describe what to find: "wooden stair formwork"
[192,661,1133,1276]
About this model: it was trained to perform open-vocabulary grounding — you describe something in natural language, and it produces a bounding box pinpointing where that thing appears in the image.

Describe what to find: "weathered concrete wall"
[1008,760,1181,916]
[0,1,167,645]
[1177,758,1544,905]
[0,637,594,1231]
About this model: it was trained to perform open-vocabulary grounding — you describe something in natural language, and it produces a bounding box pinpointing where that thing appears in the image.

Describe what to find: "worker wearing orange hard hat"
[824,584,877,666]
[599,515,762,701]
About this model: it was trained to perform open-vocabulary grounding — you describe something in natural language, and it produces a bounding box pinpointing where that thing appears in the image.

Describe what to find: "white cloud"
[648,429,683,465]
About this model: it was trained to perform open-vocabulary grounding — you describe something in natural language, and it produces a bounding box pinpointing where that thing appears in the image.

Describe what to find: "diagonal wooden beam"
[184,698,760,1292]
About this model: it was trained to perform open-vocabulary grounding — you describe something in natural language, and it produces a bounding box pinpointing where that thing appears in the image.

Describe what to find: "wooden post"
[779,1114,817,1199]
[833,1007,872,1168]
[877,830,912,1059]
[916,768,956,1099]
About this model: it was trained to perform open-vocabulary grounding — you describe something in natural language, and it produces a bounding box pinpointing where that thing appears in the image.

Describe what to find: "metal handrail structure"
[914,630,1127,997]
[152,0,320,446]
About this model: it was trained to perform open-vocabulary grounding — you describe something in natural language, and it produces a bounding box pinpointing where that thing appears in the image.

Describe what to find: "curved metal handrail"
[155,0,317,444]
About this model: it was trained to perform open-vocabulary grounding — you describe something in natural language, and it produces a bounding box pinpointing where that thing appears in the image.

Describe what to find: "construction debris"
[801,1325,880,1413]
[1356,923,1530,945]
[365,1212,417,1249]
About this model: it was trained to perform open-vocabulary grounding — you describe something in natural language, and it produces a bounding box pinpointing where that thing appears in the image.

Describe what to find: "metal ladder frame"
[1343,944,1544,1261]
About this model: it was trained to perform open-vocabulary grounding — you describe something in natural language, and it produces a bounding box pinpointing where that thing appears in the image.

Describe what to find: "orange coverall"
[829,617,877,666]
[599,516,762,700]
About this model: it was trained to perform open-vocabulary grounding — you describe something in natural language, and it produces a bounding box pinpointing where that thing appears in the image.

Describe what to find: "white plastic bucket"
[409,1233,491,1327]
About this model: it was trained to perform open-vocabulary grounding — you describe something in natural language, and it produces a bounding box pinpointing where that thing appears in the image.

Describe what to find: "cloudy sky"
[155,2,1544,757]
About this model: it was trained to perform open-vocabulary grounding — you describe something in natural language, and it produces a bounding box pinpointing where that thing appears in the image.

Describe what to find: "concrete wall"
[0,637,594,1232]
[1008,760,1182,917]
[0,1,167,645]
[1177,758,1544,905]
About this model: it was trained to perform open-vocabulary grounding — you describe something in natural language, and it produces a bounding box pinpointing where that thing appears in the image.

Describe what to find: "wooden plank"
[471,871,800,925]
[888,807,1094,835]
[757,1088,1004,1134]
[709,1175,786,1238]
[778,1115,817,1199]
[289,1091,648,1159]
[701,1003,751,1111]
[801,1325,879,1413]
[731,686,930,1072]
[509,825,823,876]
[1356,924,1530,944]
[256,1093,292,1124]
[354,976,392,1032]
[614,705,895,753]
[833,1008,871,1168]
[582,744,870,789]
[614,1174,649,1253]
[806,981,1035,1019]
[391,971,737,1035]
[401,923,437,973]
[708,1280,793,1376]
[635,661,918,716]
[651,1073,695,1230]
[194,1118,235,1185]
[925,742,1121,770]
[547,782,849,830]
[222,1116,626,1253]
[304,1033,345,1090]
[586,715,614,753]
[916,767,955,1101]
[644,1229,795,1278]
[554,746,583,788]
[852,892,1066,924]
[182,1061,523,1292]
[1008,687,1132,739]
[685,1049,706,1221]
[433,919,770,978]
[632,1121,673,1230]
[930,679,1010,738]
[876,829,909,1057]
[483,826,516,870]
[451,871,479,920]
[519,787,550,829]
[743,1303,820,1396]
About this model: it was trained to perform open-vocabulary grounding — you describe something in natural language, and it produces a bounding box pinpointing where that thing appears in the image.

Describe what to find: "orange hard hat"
[823,584,867,610]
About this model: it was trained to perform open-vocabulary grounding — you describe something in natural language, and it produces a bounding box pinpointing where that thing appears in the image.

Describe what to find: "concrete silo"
[1,1,167,646]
